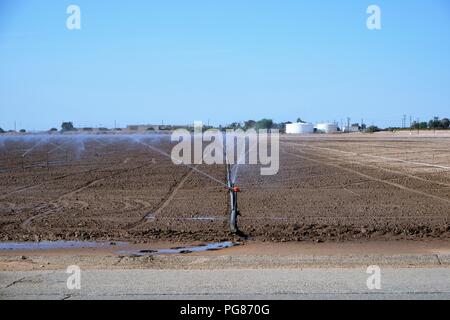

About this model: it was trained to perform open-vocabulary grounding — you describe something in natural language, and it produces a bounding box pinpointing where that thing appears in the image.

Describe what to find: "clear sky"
[1,0,449,130]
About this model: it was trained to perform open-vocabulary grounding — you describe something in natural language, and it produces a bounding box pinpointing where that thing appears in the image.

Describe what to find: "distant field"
[0,133,449,242]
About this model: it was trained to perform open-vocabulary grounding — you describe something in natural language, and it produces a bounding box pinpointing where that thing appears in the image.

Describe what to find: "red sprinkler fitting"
[232,186,240,193]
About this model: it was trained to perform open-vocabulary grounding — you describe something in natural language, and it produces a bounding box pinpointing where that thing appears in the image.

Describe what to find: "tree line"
[411,117,450,130]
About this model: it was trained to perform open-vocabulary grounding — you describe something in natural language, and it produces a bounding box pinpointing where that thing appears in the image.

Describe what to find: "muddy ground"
[0,133,449,243]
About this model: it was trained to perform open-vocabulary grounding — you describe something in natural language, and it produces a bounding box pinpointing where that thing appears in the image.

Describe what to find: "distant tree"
[82,127,93,131]
[244,120,256,130]
[360,123,367,130]
[226,122,242,130]
[61,122,75,132]
[256,119,274,130]
[412,121,428,129]
[441,118,450,129]
[49,128,58,132]
[365,126,380,133]
[428,117,441,129]
[296,118,306,123]
[0,128,4,133]
[19,129,26,133]
[146,127,155,131]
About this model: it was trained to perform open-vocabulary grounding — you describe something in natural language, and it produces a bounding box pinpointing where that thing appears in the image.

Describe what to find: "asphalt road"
[1,268,450,300]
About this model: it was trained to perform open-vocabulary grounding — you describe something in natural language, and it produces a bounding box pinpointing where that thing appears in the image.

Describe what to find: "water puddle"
[0,241,127,251]
[116,241,237,256]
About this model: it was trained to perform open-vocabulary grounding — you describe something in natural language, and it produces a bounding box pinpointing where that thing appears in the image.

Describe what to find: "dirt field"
[1,132,449,243]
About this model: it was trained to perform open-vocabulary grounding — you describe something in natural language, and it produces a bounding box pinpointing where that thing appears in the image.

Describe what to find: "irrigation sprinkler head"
[226,186,241,193]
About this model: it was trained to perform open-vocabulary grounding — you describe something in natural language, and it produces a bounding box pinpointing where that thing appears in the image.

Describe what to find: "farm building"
[286,122,314,134]
[316,123,338,133]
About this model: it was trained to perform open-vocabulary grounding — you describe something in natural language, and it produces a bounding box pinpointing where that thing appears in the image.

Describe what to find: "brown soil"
[0,134,449,243]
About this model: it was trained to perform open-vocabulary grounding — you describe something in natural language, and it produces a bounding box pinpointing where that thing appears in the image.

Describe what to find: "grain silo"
[316,123,338,133]
[286,123,314,134]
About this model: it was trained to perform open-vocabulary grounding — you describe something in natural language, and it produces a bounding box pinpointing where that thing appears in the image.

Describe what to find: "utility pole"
[402,114,407,129]
[347,117,351,133]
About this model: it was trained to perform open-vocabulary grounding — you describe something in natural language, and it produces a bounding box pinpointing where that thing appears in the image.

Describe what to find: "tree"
[296,118,306,123]
[49,128,58,132]
[19,129,26,133]
[365,125,380,133]
[428,117,440,129]
[441,118,450,129]
[0,128,4,133]
[226,122,242,130]
[61,122,75,132]
[244,120,256,130]
[412,121,428,129]
[419,122,428,129]
[255,119,274,130]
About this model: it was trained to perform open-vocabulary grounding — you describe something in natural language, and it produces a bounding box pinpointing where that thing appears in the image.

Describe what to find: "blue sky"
[1,0,449,130]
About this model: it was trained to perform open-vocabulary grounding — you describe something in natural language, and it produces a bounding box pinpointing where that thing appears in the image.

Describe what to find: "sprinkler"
[226,164,240,234]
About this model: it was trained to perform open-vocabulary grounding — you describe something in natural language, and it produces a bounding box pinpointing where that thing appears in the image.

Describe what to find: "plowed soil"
[1,133,449,243]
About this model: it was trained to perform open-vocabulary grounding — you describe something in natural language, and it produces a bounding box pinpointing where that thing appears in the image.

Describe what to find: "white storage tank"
[316,123,338,133]
[286,123,314,134]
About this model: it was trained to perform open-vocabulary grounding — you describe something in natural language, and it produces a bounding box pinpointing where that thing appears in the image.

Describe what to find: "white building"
[316,123,338,133]
[286,123,314,134]
[343,125,360,133]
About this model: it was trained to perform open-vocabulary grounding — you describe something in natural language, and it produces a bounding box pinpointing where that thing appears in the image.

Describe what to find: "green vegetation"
[365,125,381,133]
[411,117,449,130]
[19,129,26,133]
[255,119,274,130]
[428,117,449,129]
[0,128,4,133]
[243,120,256,130]
[61,122,76,132]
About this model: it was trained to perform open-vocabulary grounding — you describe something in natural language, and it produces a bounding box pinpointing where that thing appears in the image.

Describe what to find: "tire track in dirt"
[282,148,450,206]
[285,142,450,170]
[130,165,199,229]
[0,168,100,200]
[118,197,152,211]
[284,141,450,188]
[20,163,151,231]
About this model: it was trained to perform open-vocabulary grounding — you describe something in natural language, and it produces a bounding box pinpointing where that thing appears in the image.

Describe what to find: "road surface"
[1,268,450,300]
